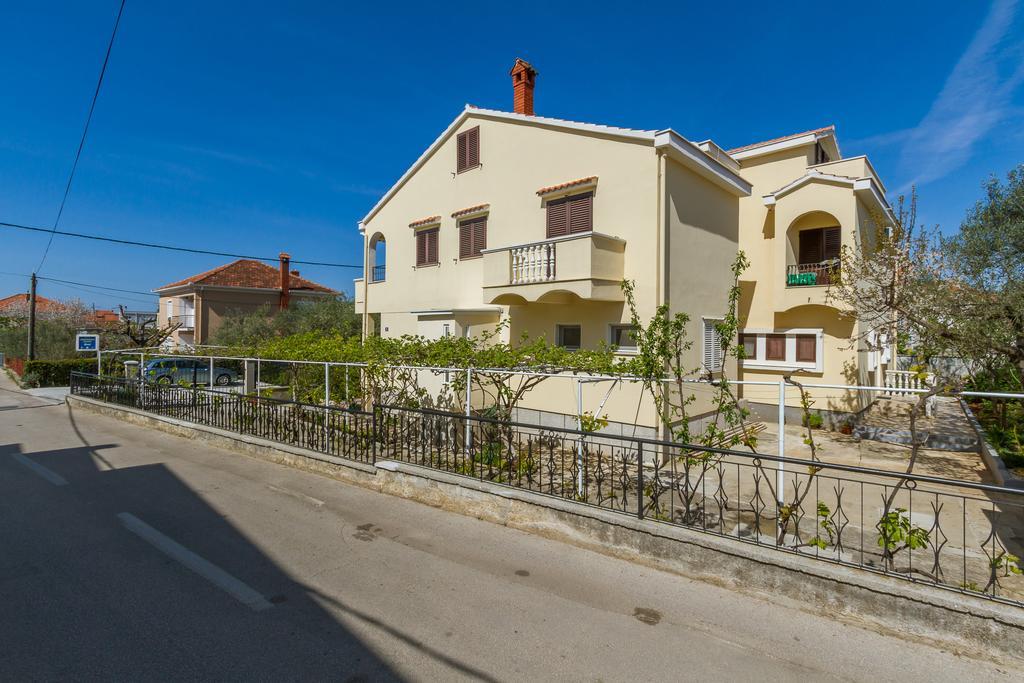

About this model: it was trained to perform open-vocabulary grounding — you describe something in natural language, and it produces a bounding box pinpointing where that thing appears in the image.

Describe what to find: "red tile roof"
[727,125,835,154]
[154,259,336,293]
[451,204,490,218]
[0,293,66,313]
[408,215,442,228]
[536,176,598,196]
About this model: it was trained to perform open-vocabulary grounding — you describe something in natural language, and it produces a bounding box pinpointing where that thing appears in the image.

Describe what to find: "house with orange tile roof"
[0,293,67,316]
[154,254,337,347]
[355,59,896,432]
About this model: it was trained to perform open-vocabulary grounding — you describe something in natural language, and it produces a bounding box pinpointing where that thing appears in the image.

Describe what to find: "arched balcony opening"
[369,233,386,283]
[785,211,842,287]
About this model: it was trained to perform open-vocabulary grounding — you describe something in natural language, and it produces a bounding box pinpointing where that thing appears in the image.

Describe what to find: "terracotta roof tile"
[408,215,442,228]
[536,176,598,196]
[727,125,835,154]
[154,259,336,293]
[0,293,66,313]
[451,203,490,218]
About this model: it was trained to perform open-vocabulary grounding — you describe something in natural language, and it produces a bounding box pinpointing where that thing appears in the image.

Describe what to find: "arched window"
[369,233,386,283]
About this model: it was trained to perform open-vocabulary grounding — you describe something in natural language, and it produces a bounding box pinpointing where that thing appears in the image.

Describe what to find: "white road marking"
[12,454,68,486]
[266,484,325,508]
[117,512,273,612]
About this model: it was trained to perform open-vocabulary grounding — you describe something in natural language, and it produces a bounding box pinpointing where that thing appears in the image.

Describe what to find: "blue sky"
[1,1,1022,310]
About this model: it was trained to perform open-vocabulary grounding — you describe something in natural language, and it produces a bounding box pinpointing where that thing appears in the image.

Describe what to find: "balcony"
[481,232,626,304]
[170,314,195,330]
[370,264,386,283]
[786,260,840,288]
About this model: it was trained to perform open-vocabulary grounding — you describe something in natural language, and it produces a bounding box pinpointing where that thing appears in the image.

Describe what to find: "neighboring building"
[119,309,159,326]
[155,254,337,347]
[0,293,66,315]
[355,59,895,431]
[0,293,118,328]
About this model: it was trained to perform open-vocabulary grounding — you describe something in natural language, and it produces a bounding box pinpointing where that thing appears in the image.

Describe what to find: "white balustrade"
[884,370,932,395]
[510,242,556,284]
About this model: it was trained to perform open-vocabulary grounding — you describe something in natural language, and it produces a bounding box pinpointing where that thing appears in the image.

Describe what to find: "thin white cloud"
[896,0,1024,192]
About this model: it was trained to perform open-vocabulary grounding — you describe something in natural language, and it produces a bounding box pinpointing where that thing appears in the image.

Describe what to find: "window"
[556,324,581,350]
[702,318,724,371]
[165,299,173,319]
[415,227,439,266]
[610,324,638,352]
[546,192,593,238]
[369,233,386,282]
[458,215,487,259]
[765,334,786,361]
[740,333,757,360]
[456,127,480,173]
[796,334,817,363]
[798,227,841,264]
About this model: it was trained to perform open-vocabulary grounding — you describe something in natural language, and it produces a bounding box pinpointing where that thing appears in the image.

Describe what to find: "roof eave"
[654,129,752,197]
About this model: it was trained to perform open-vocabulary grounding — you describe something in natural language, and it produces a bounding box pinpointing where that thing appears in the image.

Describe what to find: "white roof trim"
[731,129,840,161]
[360,106,657,226]
[411,307,503,316]
[654,130,752,197]
[761,170,894,222]
[809,155,887,194]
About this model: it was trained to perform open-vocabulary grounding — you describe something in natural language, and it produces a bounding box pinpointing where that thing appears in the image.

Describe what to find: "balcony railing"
[370,264,386,283]
[786,260,840,287]
[170,314,195,329]
[511,242,556,284]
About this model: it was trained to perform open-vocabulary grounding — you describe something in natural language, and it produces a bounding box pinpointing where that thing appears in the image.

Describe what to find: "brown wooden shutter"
[796,335,816,363]
[799,229,822,264]
[823,227,841,260]
[457,132,468,172]
[459,221,472,259]
[546,197,569,237]
[416,230,427,266]
[766,334,786,361]
[466,127,479,168]
[473,216,487,255]
[427,228,438,264]
[568,192,593,234]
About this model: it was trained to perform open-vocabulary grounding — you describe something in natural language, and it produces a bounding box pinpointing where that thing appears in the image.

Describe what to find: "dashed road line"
[12,453,69,486]
[117,512,273,612]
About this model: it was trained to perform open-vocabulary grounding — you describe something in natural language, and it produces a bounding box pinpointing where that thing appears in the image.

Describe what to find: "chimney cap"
[279,252,291,260]
[509,58,537,76]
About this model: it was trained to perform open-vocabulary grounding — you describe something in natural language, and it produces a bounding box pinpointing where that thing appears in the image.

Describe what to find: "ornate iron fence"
[70,372,374,463]
[71,373,1024,608]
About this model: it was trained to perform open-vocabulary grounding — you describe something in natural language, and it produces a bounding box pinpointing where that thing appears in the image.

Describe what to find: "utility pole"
[27,273,37,361]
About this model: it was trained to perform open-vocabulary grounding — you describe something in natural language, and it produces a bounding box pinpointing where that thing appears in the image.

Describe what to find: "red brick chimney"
[279,252,291,310]
[510,58,537,116]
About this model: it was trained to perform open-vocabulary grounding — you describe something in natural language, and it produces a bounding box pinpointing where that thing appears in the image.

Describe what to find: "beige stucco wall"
[158,289,326,346]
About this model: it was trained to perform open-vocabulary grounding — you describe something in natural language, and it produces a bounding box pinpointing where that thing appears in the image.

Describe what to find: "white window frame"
[739,328,824,373]
[556,323,582,351]
[608,323,638,355]
[702,317,725,373]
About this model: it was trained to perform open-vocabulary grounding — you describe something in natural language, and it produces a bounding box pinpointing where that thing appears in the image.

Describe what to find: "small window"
[765,334,786,361]
[610,324,638,351]
[740,333,757,360]
[796,334,817,363]
[556,324,581,350]
[702,318,724,371]
[415,228,439,267]
[456,127,480,173]
[458,216,487,259]
[546,192,593,238]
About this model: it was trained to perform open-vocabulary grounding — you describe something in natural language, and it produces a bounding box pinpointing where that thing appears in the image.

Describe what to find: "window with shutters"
[458,215,487,259]
[798,227,841,263]
[813,141,831,165]
[765,334,786,361]
[702,318,724,372]
[795,334,817,363]
[456,127,480,173]
[740,333,757,360]
[415,227,439,267]
[546,192,593,238]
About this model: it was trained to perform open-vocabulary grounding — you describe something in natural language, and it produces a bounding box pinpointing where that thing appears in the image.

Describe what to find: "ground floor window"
[702,318,724,371]
[740,329,823,372]
[609,324,638,352]
[556,324,581,350]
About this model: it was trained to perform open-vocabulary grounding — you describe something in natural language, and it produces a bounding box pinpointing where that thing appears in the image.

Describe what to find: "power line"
[36,0,127,273]
[5,220,362,268]
[0,270,156,300]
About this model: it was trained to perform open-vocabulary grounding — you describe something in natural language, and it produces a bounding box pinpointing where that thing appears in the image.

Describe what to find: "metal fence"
[71,372,1024,608]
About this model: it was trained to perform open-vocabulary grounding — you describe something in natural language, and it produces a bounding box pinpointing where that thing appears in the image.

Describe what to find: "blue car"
[144,358,238,386]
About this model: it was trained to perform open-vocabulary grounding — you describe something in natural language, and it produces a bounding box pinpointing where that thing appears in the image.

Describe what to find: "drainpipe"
[279,253,291,310]
[359,222,369,341]
[655,150,668,449]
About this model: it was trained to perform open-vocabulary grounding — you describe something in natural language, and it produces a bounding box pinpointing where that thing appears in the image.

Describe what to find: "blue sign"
[76,334,99,352]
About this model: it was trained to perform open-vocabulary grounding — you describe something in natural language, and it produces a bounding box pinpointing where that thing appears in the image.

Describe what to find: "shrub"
[803,411,825,430]
[22,358,104,387]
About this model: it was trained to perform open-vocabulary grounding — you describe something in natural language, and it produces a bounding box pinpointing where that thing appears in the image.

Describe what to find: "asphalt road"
[1,375,1019,681]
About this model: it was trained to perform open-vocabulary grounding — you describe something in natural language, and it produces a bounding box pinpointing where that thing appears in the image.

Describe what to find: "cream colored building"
[355,59,893,431]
